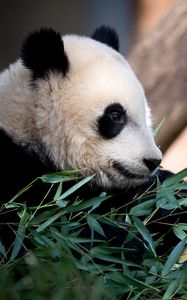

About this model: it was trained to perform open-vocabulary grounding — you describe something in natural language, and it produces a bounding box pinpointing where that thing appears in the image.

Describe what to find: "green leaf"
[145,265,157,285]
[178,198,187,207]
[68,236,103,243]
[10,205,29,260]
[58,175,95,200]
[162,168,187,188]
[37,194,110,233]
[90,276,109,300]
[174,183,187,190]
[4,202,24,209]
[163,279,180,300]
[0,242,6,257]
[161,238,186,276]
[173,227,187,240]
[54,182,63,200]
[90,247,139,267]
[175,224,187,231]
[156,190,179,210]
[56,199,69,208]
[163,262,187,299]
[89,252,127,266]
[87,215,106,237]
[31,230,48,246]
[90,246,130,255]
[29,208,59,224]
[40,170,80,183]
[132,216,156,257]
[130,199,156,216]
[36,210,65,233]
[32,231,56,247]
[130,290,148,300]
[108,272,159,291]
[75,261,119,272]
[153,118,165,137]
[65,195,111,214]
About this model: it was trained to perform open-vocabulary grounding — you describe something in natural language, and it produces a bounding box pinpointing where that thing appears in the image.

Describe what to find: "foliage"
[0,169,187,300]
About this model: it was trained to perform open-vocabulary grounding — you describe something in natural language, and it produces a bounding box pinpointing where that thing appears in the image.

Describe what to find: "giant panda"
[0,26,186,260]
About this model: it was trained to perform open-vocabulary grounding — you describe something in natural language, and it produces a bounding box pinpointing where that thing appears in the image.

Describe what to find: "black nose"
[143,158,161,172]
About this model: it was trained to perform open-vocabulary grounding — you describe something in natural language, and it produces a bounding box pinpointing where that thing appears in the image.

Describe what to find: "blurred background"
[0,0,186,172]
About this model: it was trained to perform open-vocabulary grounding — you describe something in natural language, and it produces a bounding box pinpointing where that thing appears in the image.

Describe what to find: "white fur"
[0,34,162,188]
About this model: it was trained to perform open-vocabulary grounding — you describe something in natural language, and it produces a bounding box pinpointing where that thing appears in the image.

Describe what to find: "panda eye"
[98,103,127,139]
[110,111,122,123]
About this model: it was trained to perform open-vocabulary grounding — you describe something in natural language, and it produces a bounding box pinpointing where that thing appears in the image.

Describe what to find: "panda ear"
[21,28,69,80]
[92,25,119,52]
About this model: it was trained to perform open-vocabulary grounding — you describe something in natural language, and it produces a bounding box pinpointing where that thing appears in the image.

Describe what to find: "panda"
[0,26,185,260]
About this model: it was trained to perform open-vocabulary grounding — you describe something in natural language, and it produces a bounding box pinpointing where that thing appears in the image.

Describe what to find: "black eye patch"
[98,103,127,139]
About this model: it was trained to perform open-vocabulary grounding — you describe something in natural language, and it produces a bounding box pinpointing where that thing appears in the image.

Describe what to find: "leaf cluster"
[0,169,187,300]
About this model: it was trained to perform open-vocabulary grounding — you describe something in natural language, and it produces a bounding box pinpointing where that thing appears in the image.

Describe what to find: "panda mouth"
[113,161,147,180]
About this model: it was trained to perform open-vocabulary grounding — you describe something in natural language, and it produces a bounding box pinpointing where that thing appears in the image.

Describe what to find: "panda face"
[20,27,162,189]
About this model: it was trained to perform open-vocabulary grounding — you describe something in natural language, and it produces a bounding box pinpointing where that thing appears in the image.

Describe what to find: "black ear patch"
[21,28,69,80]
[92,26,119,52]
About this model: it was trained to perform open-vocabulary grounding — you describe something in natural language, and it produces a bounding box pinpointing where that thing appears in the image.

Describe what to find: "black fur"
[98,103,127,139]
[21,28,69,80]
[0,129,57,254]
[0,129,55,203]
[92,25,119,52]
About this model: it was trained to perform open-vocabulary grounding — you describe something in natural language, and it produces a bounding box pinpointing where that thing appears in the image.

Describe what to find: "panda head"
[20,26,162,189]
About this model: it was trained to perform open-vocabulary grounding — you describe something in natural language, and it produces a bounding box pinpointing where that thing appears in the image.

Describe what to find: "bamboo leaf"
[163,262,187,299]
[132,216,156,257]
[161,238,186,276]
[108,272,159,291]
[87,215,106,237]
[163,279,180,300]
[162,168,187,188]
[54,182,63,200]
[178,198,187,207]
[65,195,111,214]
[156,190,179,210]
[173,227,187,240]
[10,205,29,260]
[153,118,165,137]
[0,242,6,257]
[130,199,156,216]
[41,170,80,183]
[58,175,95,200]
[36,210,64,233]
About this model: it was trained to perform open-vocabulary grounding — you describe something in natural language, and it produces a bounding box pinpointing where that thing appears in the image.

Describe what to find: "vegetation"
[0,169,187,300]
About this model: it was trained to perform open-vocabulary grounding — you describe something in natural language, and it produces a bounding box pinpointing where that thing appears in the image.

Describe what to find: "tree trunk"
[128,0,187,152]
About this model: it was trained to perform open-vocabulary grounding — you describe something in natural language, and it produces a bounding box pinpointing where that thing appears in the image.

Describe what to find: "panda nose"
[143,158,161,172]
